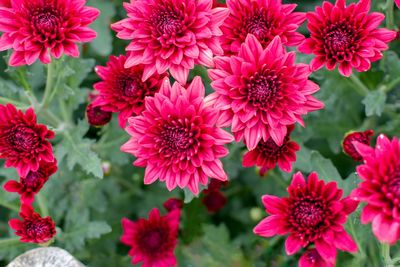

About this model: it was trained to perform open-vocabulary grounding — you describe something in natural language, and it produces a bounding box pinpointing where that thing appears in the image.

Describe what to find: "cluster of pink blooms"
[0,104,57,244]
[0,0,399,266]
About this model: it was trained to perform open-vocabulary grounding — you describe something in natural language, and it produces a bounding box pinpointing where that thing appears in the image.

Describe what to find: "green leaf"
[179,224,245,266]
[88,0,116,56]
[55,121,103,178]
[310,151,342,182]
[362,90,387,117]
[61,220,112,252]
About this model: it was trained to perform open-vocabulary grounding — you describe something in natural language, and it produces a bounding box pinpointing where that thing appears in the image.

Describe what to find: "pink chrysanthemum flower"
[254,172,358,263]
[4,160,57,205]
[0,104,55,177]
[0,0,99,66]
[299,249,334,267]
[342,129,374,162]
[0,0,11,7]
[396,0,400,9]
[298,0,396,77]
[93,55,167,128]
[220,0,305,55]
[121,208,180,267]
[352,134,400,244]
[121,77,233,194]
[111,0,229,84]
[242,125,300,173]
[9,204,56,243]
[208,35,323,150]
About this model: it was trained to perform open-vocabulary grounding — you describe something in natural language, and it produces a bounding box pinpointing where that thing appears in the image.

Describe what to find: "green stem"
[385,77,400,92]
[40,60,57,111]
[0,237,20,247]
[386,0,395,29]
[381,243,395,267]
[349,74,369,96]
[0,97,27,107]
[37,193,49,217]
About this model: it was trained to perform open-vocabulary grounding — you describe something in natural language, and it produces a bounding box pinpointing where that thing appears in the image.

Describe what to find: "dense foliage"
[1,0,400,266]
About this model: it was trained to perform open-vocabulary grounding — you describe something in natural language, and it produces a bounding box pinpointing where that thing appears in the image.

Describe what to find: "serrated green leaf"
[55,121,103,178]
[62,221,111,252]
[362,90,387,117]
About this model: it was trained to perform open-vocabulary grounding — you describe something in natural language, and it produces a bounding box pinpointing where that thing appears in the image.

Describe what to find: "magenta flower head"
[121,208,180,267]
[342,129,374,162]
[221,0,305,55]
[121,76,233,194]
[299,249,334,267]
[93,55,167,128]
[298,0,396,76]
[9,204,56,244]
[0,104,55,177]
[111,0,229,84]
[208,35,323,150]
[352,134,400,244]
[254,172,358,263]
[242,125,300,173]
[86,103,112,127]
[4,160,57,205]
[0,0,99,66]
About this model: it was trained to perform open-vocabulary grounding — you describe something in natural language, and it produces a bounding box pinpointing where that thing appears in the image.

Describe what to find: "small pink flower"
[121,208,180,267]
[396,0,400,9]
[121,77,233,194]
[208,35,323,150]
[163,198,184,212]
[9,204,56,244]
[111,0,229,84]
[221,0,305,55]
[342,130,374,162]
[93,55,167,128]
[352,134,400,244]
[0,104,55,177]
[0,0,99,66]
[299,249,335,267]
[242,125,300,173]
[4,160,57,205]
[86,103,112,127]
[254,172,358,263]
[298,0,396,76]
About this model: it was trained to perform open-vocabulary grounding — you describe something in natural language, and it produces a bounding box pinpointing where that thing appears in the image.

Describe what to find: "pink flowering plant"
[0,0,400,266]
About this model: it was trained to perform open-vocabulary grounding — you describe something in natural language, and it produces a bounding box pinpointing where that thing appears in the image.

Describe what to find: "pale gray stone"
[7,247,85,267]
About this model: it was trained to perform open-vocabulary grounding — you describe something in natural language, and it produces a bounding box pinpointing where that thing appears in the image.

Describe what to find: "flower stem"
[381,243,395,267]
[349,74,369,96]
[37,193,49,217]
[0,97,27,107]
[386,0,395,29]
[40,60,57,111]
